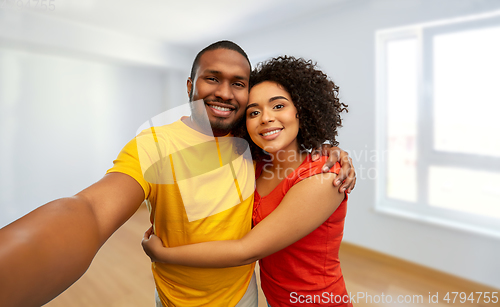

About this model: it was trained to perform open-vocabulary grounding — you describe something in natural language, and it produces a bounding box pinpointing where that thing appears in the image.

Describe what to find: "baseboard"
[339,241,499,292]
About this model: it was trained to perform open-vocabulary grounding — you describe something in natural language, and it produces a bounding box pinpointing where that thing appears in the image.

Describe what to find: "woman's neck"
[265,149,308,179]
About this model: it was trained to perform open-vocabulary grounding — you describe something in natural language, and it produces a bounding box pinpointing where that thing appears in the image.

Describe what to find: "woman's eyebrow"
[269,95,289,102]
[246,103,258,110]
[246,96,290,110]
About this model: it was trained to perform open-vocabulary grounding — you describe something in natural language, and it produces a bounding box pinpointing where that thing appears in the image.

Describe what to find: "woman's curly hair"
[233,56,348,161]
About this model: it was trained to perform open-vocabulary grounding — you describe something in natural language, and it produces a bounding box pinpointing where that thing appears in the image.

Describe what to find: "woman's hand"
[141,226,165,263]
[312,145,356,193]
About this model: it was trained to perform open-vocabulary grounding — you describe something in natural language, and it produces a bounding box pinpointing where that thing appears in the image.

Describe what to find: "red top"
[253,155,352,306]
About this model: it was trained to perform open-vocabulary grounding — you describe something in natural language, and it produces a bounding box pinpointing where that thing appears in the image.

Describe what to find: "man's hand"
[311,145,356,193]
[142,226,164,263]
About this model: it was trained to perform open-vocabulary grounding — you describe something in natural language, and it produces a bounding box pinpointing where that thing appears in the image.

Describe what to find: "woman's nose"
[261,109,274,124]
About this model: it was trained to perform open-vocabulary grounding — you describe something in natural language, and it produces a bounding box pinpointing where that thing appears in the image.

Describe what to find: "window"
[376,12,500,237]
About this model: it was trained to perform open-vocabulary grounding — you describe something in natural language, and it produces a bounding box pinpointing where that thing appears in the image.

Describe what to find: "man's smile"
[205,101,236,118]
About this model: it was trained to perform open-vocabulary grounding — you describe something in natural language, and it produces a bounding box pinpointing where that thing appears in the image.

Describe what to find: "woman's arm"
[141,172,345,267]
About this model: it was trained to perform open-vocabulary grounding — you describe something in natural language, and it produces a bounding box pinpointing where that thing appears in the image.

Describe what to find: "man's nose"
[214,81,234,101]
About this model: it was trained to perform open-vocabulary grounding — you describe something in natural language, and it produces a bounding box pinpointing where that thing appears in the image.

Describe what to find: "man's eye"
[207,77,217,82]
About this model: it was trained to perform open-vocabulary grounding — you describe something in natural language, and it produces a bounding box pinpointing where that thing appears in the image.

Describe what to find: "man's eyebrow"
[234,75,248,81]
[246,96,289,110]
[205,70,248,81]
[206,70,221,75]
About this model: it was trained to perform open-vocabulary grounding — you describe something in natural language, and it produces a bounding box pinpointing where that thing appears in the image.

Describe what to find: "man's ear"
[187,78,193,98]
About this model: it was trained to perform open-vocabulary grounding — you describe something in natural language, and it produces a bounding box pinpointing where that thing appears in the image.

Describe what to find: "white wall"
[234,0,500,289]
[2,0,499,290]
[0,10,193,228]
[0,9,193,70]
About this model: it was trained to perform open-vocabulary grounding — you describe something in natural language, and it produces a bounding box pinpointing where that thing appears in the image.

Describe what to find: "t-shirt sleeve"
[286,156,341,190]
[106,137,151,198]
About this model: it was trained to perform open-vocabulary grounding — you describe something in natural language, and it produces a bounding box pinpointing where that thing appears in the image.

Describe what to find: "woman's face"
[246,81,299,154]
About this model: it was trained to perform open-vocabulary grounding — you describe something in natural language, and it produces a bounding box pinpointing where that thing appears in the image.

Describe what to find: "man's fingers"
[312,144,335,161]
[334,156,354,194]
[335,156,352,182]
[311,149,321,161]
[317,146,339,172]
[316,146,356,193]
[319,147,356,192]
[340,167,356,193]
[329,147,341,161]
[318,144,332,157]
[321,160,335,173]
[346,177,356,194]
[339,150,351,164]
[322,146,328,157]
[335,167,347,187]
[321,145,330,157]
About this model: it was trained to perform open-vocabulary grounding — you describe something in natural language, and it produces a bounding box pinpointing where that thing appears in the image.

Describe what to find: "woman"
[142,56,351,306]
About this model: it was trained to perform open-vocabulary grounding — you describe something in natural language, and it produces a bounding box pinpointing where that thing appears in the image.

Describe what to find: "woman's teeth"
[263,129,281,136]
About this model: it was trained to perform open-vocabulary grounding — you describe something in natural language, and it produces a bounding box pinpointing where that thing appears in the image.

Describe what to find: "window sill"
[374,205,500,240]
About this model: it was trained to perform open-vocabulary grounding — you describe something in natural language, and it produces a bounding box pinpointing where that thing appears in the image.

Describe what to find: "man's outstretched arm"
[0,173,144,307]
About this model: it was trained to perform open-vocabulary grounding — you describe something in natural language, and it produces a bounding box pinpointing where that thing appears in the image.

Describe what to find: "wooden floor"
[339,243,499,307]
[45,204,156,307]
[45,205,498,307]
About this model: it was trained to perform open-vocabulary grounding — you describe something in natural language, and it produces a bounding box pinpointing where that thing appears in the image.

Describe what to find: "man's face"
[187,49,250,136]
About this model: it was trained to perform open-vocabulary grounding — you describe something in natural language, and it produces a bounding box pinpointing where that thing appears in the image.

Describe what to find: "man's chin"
[209,118,237,136]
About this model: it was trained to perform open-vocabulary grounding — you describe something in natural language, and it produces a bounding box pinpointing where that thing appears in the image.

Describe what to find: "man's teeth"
[263,129,281,136]
[211,105,231,111]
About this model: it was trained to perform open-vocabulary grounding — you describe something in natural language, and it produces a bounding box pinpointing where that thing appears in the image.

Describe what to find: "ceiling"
[32,0,347,47]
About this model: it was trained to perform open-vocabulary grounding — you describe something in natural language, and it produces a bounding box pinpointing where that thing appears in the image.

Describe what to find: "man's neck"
[181,116,212,136]
[181,116,232,137]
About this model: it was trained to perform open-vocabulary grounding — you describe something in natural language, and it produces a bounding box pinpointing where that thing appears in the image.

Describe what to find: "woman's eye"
[274,104,284,109]
[248,111,259,117]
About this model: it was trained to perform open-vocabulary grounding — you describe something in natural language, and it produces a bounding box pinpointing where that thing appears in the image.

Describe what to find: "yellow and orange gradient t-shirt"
[107,119,255,307]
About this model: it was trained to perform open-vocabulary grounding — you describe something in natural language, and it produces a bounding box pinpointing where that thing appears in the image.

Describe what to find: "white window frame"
[375,11,500,239]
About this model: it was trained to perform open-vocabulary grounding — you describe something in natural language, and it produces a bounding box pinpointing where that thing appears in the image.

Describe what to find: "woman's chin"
[261,146,280,154]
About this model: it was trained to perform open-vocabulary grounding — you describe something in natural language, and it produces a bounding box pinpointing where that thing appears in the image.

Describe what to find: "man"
[0,41,355,307]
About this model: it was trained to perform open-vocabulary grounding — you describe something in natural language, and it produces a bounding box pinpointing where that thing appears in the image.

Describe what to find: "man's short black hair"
[189,40,251,81]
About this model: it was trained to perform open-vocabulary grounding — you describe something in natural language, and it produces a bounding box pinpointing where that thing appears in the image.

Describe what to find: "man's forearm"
[0,196,104,307]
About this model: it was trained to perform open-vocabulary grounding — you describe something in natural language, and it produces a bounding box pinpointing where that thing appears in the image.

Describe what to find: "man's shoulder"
[137,119,184,136]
